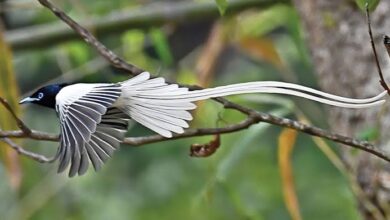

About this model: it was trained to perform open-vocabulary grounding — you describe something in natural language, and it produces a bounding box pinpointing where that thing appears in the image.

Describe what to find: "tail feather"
[131,104,189,127]
[119,72,387,137]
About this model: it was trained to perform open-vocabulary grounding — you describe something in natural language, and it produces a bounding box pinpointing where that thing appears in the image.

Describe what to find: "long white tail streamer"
[175,82,387,105]
[120,72,387,137]
[129,73,387,108]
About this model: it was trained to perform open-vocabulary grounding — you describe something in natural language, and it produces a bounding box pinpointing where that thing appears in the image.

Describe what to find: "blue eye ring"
[38,92,44,99]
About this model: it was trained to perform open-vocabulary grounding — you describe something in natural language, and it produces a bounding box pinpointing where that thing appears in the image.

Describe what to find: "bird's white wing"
[55,83,123,177]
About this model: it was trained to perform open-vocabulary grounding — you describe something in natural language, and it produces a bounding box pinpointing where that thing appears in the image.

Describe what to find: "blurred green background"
[0,0,363,219]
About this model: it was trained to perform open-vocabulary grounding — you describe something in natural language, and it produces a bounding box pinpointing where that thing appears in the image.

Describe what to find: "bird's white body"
[51,72,387,176]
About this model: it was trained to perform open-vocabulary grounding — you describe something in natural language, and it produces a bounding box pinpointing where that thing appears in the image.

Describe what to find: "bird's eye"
[38,92,44,99]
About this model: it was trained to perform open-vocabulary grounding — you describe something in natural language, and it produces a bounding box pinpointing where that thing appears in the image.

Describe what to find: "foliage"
[355,0,381,11]
[214,0,228,15]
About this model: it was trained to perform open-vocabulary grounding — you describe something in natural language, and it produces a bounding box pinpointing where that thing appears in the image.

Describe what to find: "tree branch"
[36,0,143,75]
[1,102,390,163]
[1,0,389,165]
[0,129,59,141]
[365,5,390,95]
[123,104,390,163]
[0,97,31,135]
[1,138,56,163]
[6,0,285,51]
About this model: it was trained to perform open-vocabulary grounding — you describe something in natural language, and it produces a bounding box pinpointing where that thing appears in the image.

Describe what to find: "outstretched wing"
[55,83,123,177]
[83,108,130,172]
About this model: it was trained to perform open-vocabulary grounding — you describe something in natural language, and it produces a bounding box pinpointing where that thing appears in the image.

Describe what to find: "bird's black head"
[19,83,69,109]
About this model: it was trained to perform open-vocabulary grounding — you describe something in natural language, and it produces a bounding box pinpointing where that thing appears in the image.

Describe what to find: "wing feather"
[88,139,111,161]
[58,125,71,172]
[85,142,104,171]
[95,127,125,142]
[70,103,102,120]
[82,108,130,172]
[80,97,113,106]
[67,111,92,140]
[56,84,123,176]
[78,152,89,175]
[69,146,81,177]
[90,135,116,155]
[69,108,97,132]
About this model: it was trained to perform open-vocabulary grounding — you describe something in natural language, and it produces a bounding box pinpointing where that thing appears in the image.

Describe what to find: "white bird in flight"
[19,72,387,177]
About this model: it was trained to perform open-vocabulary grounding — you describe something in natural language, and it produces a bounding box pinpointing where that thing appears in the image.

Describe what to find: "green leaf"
[65,42,90,65]
[149,28,174,66]
[121,30,149,68]
[215,0,228,15]
[357,127,379,141]
[356,0,380,11]
[238,5,292,38]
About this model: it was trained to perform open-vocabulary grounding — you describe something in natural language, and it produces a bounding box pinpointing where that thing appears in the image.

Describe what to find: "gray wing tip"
[57,107,129,177]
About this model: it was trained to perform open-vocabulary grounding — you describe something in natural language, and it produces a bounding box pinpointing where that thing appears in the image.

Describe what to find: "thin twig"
[1,103,389,163]
[37,0,143,75]
[1,138,56,163]
[5,0,282,50]
[0,97,31,135]
[0,129,59,141]
[123,104,390,163]
[365,4,390,95]
[384,35,390,58]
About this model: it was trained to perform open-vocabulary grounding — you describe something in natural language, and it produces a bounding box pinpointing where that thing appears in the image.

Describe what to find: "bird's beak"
[19,97,38,104]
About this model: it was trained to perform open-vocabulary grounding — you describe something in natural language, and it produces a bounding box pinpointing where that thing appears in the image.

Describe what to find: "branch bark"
[0,97,31,135]
[5,0,285,50]
[0,138,55,163]
[2,97,390,163]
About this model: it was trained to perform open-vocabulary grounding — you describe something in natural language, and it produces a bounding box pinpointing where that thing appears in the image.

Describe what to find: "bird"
[19,72,387,177]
